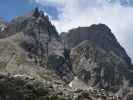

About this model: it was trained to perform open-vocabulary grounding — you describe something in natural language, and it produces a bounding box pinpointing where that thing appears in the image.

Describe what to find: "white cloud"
[32,0,133,60]
[34,0,66,7]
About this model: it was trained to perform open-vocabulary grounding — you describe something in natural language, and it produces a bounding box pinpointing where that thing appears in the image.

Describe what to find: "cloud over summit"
[32,0,133,61]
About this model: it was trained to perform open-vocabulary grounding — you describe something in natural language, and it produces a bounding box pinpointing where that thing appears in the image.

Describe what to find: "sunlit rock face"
[0,17,8,38]
[0,17,7,32]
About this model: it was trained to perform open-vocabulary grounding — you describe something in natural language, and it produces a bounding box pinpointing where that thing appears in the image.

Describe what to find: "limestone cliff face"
[0,8,73,83]
[70,40,131,92]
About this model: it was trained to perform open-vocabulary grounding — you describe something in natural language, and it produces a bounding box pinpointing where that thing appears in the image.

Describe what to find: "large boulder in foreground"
[0,73,125,100]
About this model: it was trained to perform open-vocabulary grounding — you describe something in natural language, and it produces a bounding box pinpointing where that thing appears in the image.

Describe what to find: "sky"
[0,0,34,21]
[0,0,133,60]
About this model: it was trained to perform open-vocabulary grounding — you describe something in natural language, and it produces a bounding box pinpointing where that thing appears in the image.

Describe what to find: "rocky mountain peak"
[25,7,47,19]
[61,24,132,68]
[89,23,111,33]
[31,7,43,17]
[0,8,59,40]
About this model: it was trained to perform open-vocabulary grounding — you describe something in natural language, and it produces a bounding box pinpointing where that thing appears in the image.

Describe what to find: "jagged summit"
[69,23,111,33]
[0,8,59,39]
[25,7,47,18]
[61,24,132,68]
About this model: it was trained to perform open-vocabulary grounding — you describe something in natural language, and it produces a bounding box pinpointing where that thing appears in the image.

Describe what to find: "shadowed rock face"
[61,24,132,68]
[10,8,61,66]
[61,24,133,98]
[70,40,131,92]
